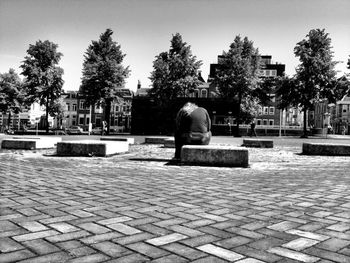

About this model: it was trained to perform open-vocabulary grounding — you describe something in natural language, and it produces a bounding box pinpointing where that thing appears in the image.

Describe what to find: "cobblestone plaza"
[1,136,350,262]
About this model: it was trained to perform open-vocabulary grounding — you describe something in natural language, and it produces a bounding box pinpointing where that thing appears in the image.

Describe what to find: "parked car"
[66,126,83,135]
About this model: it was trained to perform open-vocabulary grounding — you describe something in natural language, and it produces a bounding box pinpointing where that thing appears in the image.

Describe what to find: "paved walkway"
[1,139,350,262]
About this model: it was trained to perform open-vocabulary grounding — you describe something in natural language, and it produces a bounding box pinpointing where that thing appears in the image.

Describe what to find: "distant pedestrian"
[102,121,107,136]
[342,125,347,135]
[250,120,257,137]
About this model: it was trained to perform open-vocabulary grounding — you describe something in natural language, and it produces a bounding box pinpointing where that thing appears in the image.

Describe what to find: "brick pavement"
[1,139,350,262]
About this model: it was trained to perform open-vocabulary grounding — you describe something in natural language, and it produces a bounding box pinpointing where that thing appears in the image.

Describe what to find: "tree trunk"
[235,94,242,137]
[8,111,11,129]
[46,99,49,134]
[105,99,112,135]
[301,109,308,138]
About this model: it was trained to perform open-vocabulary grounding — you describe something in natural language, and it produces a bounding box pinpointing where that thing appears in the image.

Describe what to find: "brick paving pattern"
[1,137,350,262]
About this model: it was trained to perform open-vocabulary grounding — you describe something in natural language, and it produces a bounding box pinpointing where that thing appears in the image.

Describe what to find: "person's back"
[174,103,211,159]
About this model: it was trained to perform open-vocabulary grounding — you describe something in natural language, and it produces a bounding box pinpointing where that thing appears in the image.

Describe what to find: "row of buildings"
[1,54,349,134]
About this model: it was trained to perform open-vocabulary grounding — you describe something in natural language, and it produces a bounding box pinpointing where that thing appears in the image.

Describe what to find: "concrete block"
[1,137,62,149]
[56,140,128,157]
[145,137,170,144]
[302,142,350,156]
[164,138,175,148]
[243,139,273,148]
[100,137,134,144]
[181,145,249,167]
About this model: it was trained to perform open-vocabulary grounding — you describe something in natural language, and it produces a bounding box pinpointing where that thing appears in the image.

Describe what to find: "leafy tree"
[80,28,130,134]
[20,40,64,133]
[149,33,202,101]
[49,97,66,129]
[294,28,338,137]
[213,35,261,136]
[0,69,23,130]
[275,75,298,110]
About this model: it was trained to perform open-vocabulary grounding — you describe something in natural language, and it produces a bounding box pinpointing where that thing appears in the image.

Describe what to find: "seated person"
[174,102,211,159]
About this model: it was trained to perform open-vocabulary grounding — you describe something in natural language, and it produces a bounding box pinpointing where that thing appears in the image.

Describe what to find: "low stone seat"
[56,140,128,157]
[302,142,350,156]
[100,137,134,144]
[1,137,62,150]
[145,137,171,144]
[164,138,175,148]
[242,139,273,148]
[181,145,249,167]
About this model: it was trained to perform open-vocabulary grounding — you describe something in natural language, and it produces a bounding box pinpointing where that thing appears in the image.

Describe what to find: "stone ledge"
[56,140,129,157]
[164,138,175,148]
[242,139,273,148]
[302,142,350,156]
[181,145,249,167]
[100,137,134,144]
[1,137,62,149]
[145,137,171,144]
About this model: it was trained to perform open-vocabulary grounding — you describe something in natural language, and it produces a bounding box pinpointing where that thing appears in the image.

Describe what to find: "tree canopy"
[213,35,261,136]
[149,33,202,101]
[293,28,338,136]
[0,69,23,129]
[20,40,64,133]
[80,28,130,133]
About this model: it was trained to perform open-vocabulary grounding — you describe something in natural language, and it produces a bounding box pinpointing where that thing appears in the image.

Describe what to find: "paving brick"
[104,253,150,263]
[114,232,154,245]
[305,247,350,263]
[0,250,35,263]
[22,238,60,254]
[98,216,132,225]
[18,221,48,232]
[191,256,229,263]
[16,251,71,263]
[127,242,169,259]
[267,221,301,232]
[80,232,123,244]
[108,223,142,235]
[13,230,59,242]
[180,234,220,247]
[78,222,111,234]
[67,246,96,257]
[286,229,329,241]
[0,237,24,252]
[146,233,188,246]
[197,244,244,261]
[57,240,84,250]
[45,230,90,243]
[49,222,80,233]
[268,247,319,262]
[316,238,350,252]
[67,253,110,263]
[92,241,130,257]
[163,243,207,260]
[282,238,320,251]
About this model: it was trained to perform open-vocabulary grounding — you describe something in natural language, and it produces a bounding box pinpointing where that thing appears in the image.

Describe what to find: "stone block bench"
[181,145,249,167]
[100,137,134,144]
[302,142,350,156]
[1,136,62,150]
[163,138,175,148]
[145,137,171,144]
[242,139,273,148]
[56,140,128,157]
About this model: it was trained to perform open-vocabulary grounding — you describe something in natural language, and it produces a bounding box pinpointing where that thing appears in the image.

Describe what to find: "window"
[194,89,199,98]
[271,70,277,76]
[263,119,268,125]
[257,119,261,125]
[258,106,263,115]
[263,107,269,115]
[269,119,274,126]
[72,104,77,111]
[79,117,84,125]
[269,107,275,115]
[115,105,120,112]
[265,70,270,76]
[201,89,207,98]
[79,101,85,109]
[66,103,70,111]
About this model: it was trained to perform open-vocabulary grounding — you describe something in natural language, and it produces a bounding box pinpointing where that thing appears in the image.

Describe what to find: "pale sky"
[1,0,349,92]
